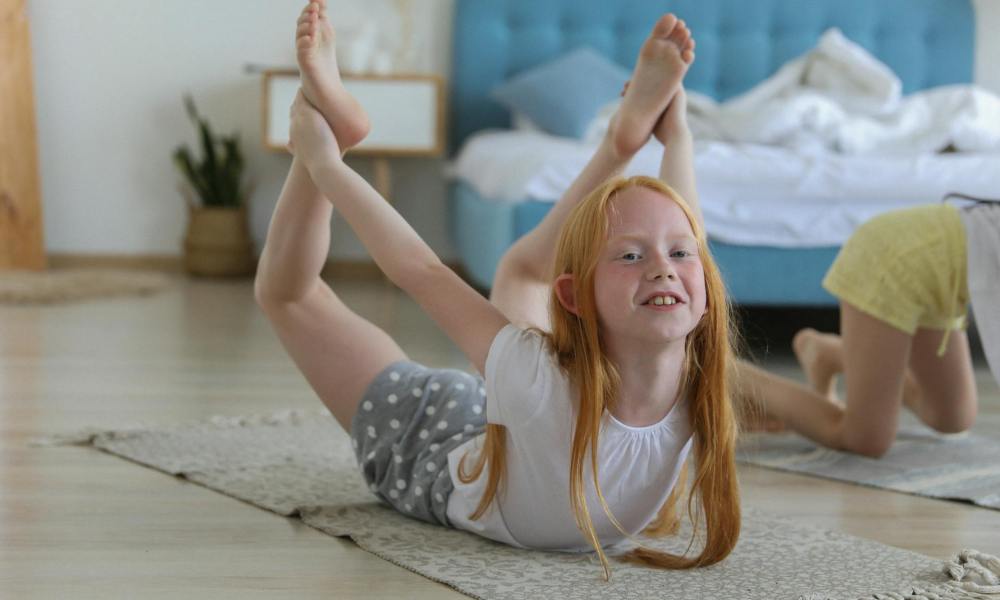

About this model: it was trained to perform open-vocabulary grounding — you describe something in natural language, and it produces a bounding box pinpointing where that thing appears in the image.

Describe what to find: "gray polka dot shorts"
[350,361,487,526]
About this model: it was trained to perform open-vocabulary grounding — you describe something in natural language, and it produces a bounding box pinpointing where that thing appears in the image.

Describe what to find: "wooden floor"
[2,277,999,598]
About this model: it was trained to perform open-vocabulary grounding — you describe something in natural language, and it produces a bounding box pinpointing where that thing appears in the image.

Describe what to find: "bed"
[446,0,977,306]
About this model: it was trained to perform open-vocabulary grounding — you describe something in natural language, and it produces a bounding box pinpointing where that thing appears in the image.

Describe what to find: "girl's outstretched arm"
[489,135,630,330]
[291,92,509,374]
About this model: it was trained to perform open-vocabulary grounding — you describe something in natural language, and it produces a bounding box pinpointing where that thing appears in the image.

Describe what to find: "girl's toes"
[670,25,690,45]
[654,14,677,37]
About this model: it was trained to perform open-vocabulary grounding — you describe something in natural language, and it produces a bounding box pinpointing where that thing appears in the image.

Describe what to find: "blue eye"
[671,249,693,258]
[621,252,641,262]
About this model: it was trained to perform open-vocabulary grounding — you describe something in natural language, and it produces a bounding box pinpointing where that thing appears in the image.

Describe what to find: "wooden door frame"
[1,0,46,270]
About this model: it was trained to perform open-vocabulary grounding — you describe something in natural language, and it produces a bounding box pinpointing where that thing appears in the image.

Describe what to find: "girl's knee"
[928,406,977,434]
[840,426,894,458]
[835,408,895,458]
[845,438,893,459]
[920,389,978,434]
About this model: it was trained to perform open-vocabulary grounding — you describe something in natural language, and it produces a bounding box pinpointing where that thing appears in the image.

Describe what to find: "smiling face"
[592,186,707,346]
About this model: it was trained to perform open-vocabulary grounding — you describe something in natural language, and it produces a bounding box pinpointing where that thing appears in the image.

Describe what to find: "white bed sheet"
[448,130,1000,247]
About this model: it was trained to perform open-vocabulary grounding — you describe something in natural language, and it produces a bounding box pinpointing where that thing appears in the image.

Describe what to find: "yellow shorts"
[822,204,968,335]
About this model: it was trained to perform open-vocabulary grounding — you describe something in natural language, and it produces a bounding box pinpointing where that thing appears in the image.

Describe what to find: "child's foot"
[610,14,695,158]
[792,328,842,401]
[296,0,370,150]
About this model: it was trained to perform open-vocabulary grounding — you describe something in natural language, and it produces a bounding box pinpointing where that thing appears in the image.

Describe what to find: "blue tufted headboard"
[450,0,974,151]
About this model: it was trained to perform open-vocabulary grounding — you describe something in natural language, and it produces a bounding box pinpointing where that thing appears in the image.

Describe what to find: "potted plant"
[173,95,254,276]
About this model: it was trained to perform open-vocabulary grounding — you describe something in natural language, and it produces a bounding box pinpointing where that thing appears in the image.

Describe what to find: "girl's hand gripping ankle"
[288,89,343,168]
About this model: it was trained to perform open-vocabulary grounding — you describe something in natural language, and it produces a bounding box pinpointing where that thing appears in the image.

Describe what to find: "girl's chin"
[601,327,694,347]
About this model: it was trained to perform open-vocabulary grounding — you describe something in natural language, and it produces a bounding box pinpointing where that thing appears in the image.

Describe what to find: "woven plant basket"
[183,205,254,277]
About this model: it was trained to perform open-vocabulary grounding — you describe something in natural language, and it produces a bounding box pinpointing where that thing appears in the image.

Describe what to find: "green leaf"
[198,122,220,204]
[172,147,209,202]
[173,95,245,208]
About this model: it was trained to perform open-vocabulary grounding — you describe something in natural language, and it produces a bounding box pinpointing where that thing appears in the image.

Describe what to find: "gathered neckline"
[604,397,686,434]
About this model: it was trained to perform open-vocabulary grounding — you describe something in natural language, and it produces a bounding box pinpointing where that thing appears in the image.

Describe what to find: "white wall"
[974,0,1000,94]
[27,0,1000,260]
[29,0,454,260]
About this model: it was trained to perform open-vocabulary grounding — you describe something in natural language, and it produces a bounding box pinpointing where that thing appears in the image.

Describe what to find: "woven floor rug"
[44,410,1000,600]
[0,268,170,304]
[739,422,1000,511]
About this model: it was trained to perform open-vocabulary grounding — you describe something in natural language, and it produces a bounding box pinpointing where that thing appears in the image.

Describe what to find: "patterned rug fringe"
[801,547,1000,599]
[946,549,1000,594]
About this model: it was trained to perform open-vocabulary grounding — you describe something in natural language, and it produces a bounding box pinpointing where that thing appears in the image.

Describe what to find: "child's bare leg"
[738,303,913,457]
[792,327,969,431]
[256,160,408,432]
[835,303,914,456]
[653,88,701,225]
[255,6,406,432]
[905,327,978,433]
[738,327,843,431]
[296,0,369,149]
[733,360,831,433]
[490,15,693,328]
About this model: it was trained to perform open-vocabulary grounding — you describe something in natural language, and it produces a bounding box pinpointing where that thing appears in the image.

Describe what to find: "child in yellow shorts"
[737,200,1000,458]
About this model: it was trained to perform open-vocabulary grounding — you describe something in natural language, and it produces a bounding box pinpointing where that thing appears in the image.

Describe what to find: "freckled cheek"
[595,285,627,312]
[683,268,708,313]
[595,276,634,315]
[597,267,634,290]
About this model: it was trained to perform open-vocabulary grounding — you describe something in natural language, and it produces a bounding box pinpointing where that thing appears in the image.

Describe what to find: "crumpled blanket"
[586,28,1000,155]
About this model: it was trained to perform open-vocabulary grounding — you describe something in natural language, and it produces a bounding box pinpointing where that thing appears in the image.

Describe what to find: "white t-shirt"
[445,324,694,551]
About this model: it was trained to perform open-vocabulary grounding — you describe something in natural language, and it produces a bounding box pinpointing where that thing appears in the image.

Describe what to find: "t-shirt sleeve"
[484,324,556,428]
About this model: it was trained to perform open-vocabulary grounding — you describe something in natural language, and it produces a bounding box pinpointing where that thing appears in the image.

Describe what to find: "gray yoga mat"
[43,410,1000,600]
[739,423,1000,511]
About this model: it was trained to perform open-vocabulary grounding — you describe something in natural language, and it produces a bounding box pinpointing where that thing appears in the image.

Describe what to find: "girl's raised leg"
[255,2,407,431]
[654,88,701,225]
[256,159,408,432]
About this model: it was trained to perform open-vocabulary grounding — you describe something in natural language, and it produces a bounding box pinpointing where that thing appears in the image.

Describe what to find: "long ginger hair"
[458,176,741,579]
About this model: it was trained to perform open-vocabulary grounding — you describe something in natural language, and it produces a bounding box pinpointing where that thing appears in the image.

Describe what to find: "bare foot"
[296,0,370,150]
[792,328,842,401]
[610,14,695,158]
